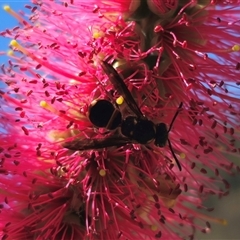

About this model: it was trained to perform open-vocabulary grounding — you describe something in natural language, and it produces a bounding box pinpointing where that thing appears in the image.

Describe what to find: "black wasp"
[64,61,183,171]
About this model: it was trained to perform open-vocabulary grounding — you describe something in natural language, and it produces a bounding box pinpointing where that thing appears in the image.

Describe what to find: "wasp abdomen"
[88,99,122,130]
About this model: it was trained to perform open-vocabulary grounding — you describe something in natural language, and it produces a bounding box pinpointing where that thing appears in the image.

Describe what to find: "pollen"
[232,44,240,51]
[93,30,104,39]
[3,5,11,12]
[150,225,158,231]
[40,100,48,108]
[99,169,106,177]
[116,96,124,105]
[180,152,186,159]
[39,100,55,113]
[10,40,19,48]
[39,100,56,114]
[219,219,227,225]
[7,50,14,56]
[10,40,28,55]
[210,217,228,226]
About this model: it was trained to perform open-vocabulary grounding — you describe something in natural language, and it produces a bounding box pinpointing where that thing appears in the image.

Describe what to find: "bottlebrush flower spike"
[0,0,239,239]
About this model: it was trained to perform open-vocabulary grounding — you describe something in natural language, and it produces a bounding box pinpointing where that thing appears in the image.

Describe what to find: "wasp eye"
[154,123,168,147]
[88,99,122,130]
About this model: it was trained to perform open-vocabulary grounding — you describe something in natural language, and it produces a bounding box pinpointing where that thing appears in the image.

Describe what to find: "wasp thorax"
[88,99,122,130]
[121,116,156,144]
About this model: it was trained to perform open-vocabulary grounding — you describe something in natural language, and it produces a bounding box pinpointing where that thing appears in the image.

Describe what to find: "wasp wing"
[101,61,144,118]
[63,136,132,151]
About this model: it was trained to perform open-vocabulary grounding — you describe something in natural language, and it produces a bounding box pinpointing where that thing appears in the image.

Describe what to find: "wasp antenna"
[168,102,183,133]
[168,139,182,171]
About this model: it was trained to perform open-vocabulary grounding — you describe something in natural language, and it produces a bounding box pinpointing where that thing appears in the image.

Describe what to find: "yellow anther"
[232,45,240,51]
[7,50,14,56]
[10,40,29,56]
[99,169,106,177]
[219,219,227,225]
[40,100,55,113]
[39,100,56,114]
[3,5,11,12]
[93,30,104,39]
[116,96,124,105]
[179,152,186,159]
[10,40,19,48]
[150,225,158,231]
[10,40,38,62]
[196,212,228,226]
[40,100,48,108]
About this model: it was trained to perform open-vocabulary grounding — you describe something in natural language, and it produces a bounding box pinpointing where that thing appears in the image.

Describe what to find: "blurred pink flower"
[0,0,240,239]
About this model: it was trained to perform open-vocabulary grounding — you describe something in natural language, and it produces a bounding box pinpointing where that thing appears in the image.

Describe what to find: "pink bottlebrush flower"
[0,0,240,239]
